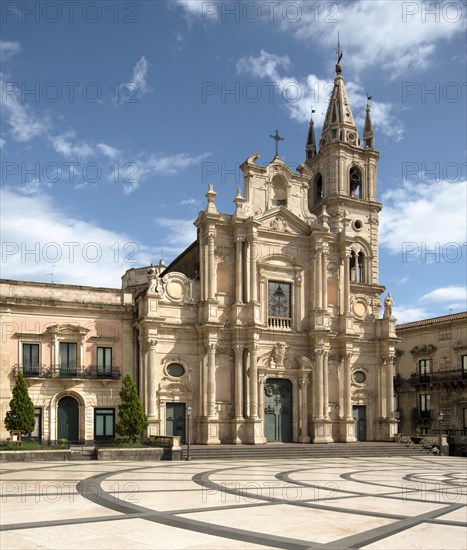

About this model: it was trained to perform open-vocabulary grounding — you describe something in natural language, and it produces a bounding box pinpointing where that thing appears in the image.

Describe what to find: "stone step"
[69,446,97,460]
[181,443,432,460]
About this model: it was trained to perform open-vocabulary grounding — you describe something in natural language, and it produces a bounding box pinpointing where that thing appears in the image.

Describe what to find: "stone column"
[299,377,310,443]
[199,236,206,301]
[248,343,258,419]
[207,343,217,418]
[323,351,329,419]
[316,247,323,309]
[233,344,243,419]
[316,351,324,420]
[235,238,243,303]
[244,240,250,303]
[207,233,216,300]
[322,248,328,310]
[249,236,257,303]
[344,352,352,419]
[386,356,394,418]
[147,339,158,418]
[343,252,351,314]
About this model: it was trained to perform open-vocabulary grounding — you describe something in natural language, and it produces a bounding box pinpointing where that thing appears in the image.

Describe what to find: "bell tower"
[303,48,398,442]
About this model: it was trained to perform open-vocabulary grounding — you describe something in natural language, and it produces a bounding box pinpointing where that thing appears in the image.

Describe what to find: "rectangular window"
[97,347,112,376]
[22,343,39,376]
[464,408,467,429]
[59,342,77,377]
[268,281,292,328]
[30,409,42,441]
[462,355,467,378]
[94,408,115,439]
[419,359,430,376]
[419,394,431,418]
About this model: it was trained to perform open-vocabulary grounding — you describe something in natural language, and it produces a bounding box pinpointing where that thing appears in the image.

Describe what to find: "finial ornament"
[336,31,343,74]
[269,129,284,158]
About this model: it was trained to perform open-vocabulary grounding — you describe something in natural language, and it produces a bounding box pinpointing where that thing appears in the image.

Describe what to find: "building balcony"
[408,368,467,387]
[412,408,432,420]
[13,364,121,380]
[268,316,292,330]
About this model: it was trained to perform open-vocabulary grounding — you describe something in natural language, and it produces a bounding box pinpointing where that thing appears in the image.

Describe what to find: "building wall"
[0,280,134,442]
[395,313,467,444]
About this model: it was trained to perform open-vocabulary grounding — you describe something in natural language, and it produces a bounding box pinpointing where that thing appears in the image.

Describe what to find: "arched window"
[315,173,323,201]
[272,175,287,207]
[350,251,357,282]
[357,252,365,283]
[349,251,365,283]
[350,167,362,198]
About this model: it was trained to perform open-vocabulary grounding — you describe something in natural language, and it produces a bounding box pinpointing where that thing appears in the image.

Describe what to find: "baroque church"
[0,59,399,445]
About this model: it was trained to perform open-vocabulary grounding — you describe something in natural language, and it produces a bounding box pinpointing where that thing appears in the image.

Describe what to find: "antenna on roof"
[46,264,62,284]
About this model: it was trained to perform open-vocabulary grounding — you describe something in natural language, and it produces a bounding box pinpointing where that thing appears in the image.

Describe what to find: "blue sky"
[0,0,466,322]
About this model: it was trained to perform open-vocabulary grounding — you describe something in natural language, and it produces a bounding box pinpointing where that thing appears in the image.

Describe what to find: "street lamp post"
[438,412,443,455]
[186,405,192,461]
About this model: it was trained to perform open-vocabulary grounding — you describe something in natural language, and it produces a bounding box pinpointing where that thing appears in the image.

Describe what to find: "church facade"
[0,62,399,444]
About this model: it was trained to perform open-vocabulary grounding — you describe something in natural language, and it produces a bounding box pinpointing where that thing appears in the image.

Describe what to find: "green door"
[352,405,366,441]
[166,403,186,443]
[264,379,292,442]
[57,396,79,442]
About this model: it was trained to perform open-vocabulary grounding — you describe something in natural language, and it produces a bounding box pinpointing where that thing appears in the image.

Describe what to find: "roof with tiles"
[397,311,467,330]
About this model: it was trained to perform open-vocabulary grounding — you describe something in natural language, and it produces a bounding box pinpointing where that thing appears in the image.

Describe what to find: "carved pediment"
[256,207,312,236]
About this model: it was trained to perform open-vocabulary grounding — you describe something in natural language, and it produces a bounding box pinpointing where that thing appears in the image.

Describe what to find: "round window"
[353,370,366,384]
[166,363,185,378]
[353,219,363,231]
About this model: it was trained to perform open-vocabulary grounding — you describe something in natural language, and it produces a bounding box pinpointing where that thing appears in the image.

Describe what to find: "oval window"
[166,363,185,378]
[353,370,366,384]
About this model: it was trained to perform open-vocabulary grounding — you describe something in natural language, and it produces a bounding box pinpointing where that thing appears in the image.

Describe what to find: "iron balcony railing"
[14,364,121,380]
[409,368,467,386]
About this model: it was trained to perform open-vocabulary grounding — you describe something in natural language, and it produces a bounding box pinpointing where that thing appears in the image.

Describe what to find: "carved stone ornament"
[269,216,289,232]
[268,342,287,369]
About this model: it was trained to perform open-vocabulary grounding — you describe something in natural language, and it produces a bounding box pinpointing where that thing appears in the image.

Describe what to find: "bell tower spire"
[305,109,317,160]
[363,96,375,149]
[320,37,360,149]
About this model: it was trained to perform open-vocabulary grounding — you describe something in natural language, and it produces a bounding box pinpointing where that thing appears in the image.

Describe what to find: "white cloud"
[97,143,121,159]
[380,179,467,255]
[236,50,403,140]
[394,305,431,324]
[1,73,48,142]
[0,40,22,62]
[154,218,196,248]
[420,286,467,309]
[180,198,202,207]
[280,0,465,78]
[50,131,94,159]
[174,0,213,15]
[131,56,149,95]
[0,188,157,287]
[0,138,5,148]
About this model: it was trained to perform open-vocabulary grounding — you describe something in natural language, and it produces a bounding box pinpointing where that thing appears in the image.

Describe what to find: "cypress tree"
[115,373,148,442]
[4,371,36,435]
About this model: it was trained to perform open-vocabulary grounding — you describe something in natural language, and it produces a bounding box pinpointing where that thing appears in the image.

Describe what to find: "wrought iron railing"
[14,364,121,380]
[409,368,467,386]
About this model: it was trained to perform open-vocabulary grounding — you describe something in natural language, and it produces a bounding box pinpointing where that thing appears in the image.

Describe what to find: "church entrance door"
[264,379,292,442]
[166,403,186,443]
[352,405,366,441]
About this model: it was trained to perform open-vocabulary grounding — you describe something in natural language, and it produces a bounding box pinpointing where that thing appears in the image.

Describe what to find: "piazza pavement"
[1,456,466,549]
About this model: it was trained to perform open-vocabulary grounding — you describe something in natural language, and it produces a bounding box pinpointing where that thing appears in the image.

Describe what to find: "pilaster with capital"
[299,377,310,443]
[233,344,244,419]
[248,343,259,419]
[249,235,258,303]
[206,342,217,418]
[207,232,216,301]
[147,338,158,418]
[235,238,243,303]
